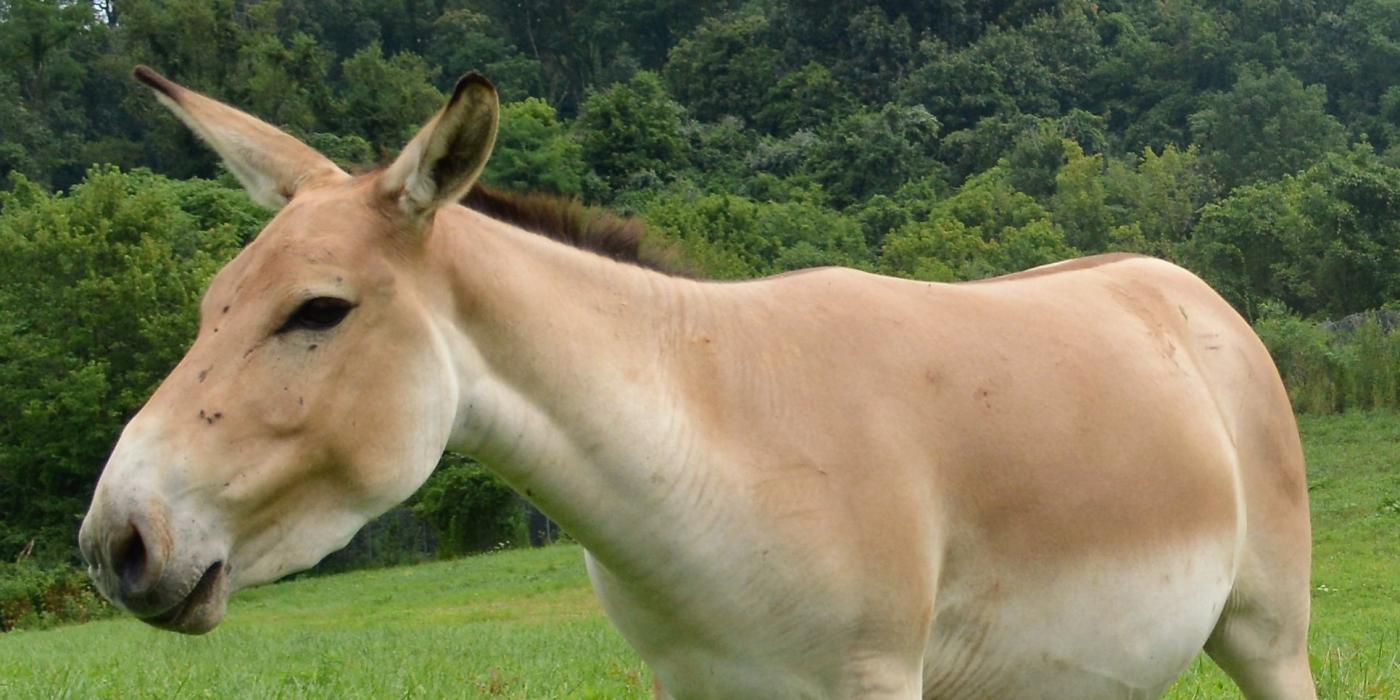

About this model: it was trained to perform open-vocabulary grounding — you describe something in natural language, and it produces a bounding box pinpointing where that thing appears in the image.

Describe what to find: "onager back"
[80,68,1315,699]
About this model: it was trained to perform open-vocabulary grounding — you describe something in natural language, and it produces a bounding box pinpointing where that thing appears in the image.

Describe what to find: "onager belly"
[923,536,1236,700]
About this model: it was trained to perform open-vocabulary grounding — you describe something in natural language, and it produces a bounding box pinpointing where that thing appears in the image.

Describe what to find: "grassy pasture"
[1,413,1397,698]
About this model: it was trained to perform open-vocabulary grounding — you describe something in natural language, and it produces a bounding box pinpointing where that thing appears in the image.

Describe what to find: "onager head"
[78,67,500,633]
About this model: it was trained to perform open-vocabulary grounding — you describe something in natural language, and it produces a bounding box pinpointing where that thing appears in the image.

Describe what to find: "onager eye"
[277,297,355,333]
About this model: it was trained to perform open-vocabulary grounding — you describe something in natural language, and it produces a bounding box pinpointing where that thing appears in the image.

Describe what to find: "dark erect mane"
[462,185,688,276]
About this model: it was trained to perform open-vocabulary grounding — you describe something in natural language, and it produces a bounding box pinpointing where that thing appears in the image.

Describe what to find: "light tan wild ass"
[80,67,1316,699]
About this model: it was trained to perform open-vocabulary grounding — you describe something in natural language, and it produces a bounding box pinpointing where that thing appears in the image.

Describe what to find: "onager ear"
[133,65,348,209]
[380,73,499,221]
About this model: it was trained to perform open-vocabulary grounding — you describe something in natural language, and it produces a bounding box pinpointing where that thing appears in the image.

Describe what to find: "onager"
[80,67,1316,699]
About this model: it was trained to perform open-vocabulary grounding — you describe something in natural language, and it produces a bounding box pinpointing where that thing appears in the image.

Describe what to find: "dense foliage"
[2,0,1398,579]
[0,557,109,630]
[0,168,255,561]
[1256,309,1400,415]
[6,0,1400,311]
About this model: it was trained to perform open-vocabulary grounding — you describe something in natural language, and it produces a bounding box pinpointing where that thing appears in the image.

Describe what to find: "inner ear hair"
[385,72,500,220]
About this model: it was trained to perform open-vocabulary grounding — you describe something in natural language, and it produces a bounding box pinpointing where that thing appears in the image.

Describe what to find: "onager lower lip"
[142,561,224,627]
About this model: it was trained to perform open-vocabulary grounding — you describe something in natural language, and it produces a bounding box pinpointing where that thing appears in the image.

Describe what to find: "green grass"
[2,414,1398,698]
[0,547,648,699]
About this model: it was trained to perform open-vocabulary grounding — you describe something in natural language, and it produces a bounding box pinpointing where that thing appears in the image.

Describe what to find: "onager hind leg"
[1205,609,1315,699]
[1204,545,1317,700]
[1195,326,1315,700]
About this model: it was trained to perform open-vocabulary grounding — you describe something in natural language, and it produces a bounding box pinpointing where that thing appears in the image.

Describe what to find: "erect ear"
[133,65,348,209]
[379,73,499,221]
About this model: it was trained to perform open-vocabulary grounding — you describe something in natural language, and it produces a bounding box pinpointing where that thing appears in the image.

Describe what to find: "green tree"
[0,0,95,113]
[682,116,760,196]
[424,9,545,103]
[807,103,943,208]
[577,71,689,194]
[1003,120,1070,199]
[642,192,867,277]
[662,13,782,126]
[474,0,729,111]
[1189,67,1347,190]
[880,167,1075,281]
[1185,175,1313,319]
[0,168,256,561]
[880,218,995,282]
[773,0,1060,50]
[0,73,60,185]
[410,454,521,556]
[1103,145,1216,255]
[336,42,443,153]
[935,168,1050,237]
[852,194,914,250]
[0,0,102,187]
[1090,2,1235,152]
[1282,0,1400,151]
[485,98,593,196]
[1051,141,1112,252]
[1186,148,1400,318]
[755,62,855,136]
[899,6,1104,134]
[234,32,336,135]
[836,6,915,104]
[114,0,249,95]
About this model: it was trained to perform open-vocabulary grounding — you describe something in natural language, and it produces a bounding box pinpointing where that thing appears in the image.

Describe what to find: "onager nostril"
[113,523,150,595]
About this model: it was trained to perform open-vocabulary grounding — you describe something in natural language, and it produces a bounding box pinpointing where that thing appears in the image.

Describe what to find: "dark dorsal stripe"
[462,185,688,276]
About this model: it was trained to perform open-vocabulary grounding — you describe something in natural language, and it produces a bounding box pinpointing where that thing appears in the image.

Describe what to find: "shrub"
[1342,318,1400,410]
[410,455,523,558]
[0,168,249,562]
[1255,309,1400,414]
[1255,309,1342,414]
[0,560,110,632]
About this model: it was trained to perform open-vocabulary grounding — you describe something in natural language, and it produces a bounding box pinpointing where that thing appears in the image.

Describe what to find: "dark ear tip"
[132,65,179,100]
[452,72,496,100]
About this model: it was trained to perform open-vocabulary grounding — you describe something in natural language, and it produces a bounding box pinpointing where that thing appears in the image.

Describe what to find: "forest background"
[2,0,1400,625]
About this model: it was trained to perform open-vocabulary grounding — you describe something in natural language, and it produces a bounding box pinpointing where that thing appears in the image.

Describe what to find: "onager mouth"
[140,561,228,634]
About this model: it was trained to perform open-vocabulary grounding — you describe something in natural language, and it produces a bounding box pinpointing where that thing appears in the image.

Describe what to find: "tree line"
[7,0,1400,314]
[2,0,1399,581]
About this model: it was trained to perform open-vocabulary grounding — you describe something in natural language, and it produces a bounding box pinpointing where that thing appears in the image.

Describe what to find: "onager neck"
[428,205,714,571]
